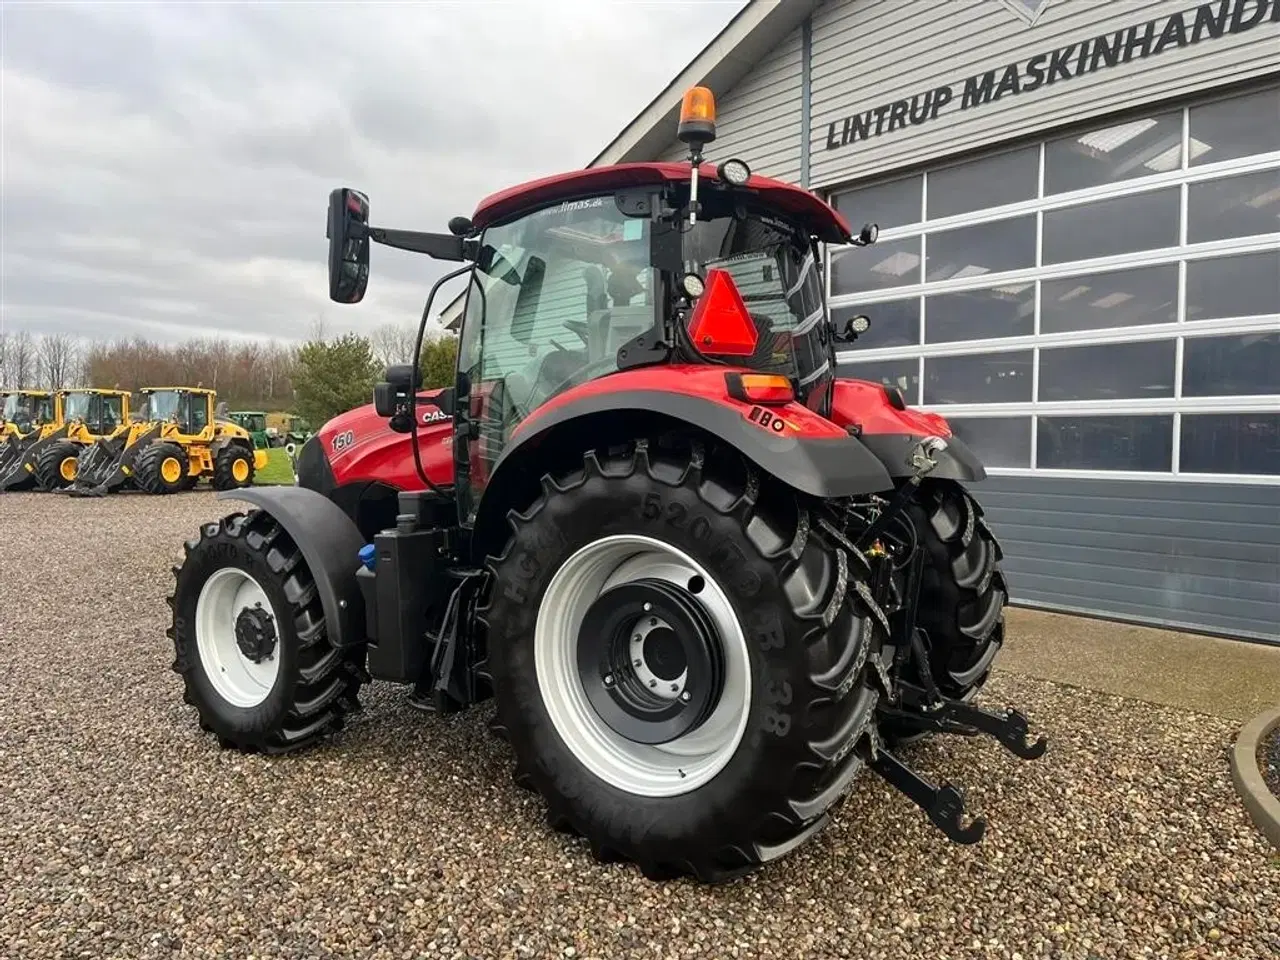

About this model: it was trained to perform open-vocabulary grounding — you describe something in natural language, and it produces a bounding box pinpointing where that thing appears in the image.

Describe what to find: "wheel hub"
[578,578,724,746]
[234,605,277,663]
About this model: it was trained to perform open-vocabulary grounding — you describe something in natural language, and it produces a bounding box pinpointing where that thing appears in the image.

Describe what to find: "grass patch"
[254,446,296,486]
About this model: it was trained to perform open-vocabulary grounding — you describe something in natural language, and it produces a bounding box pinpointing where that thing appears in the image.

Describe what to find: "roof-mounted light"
[716,158,751,185]
[677,86,717,148]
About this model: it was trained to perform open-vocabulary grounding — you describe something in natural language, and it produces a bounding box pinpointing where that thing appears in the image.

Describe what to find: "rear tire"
[885,480,1007,744]
[33,440,81,490]
[136,442,188,495]
[168,510,367,753]
[479,438,886,883]
[213,445,254,491]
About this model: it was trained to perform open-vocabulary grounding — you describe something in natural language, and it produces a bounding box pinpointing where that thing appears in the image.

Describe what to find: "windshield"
[148,391,181,422]
[243,414,266,431]
[64,393,92,421]
[461,196,657,417]
[680,209,828,393]
[1,395,14,421]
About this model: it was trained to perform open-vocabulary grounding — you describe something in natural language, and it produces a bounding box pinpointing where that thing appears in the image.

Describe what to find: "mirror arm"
[367,226,472,262]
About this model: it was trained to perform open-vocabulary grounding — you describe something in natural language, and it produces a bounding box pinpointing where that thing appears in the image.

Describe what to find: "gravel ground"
[1263,729,1280,802]
[2,490,1277,960]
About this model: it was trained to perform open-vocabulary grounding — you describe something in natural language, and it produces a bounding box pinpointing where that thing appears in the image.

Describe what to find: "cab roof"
[470,161,854,244]
[140,387,216,395]
[61,387,130,396]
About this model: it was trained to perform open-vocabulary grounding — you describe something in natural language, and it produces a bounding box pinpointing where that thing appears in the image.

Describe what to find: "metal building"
[449,0,1280,643]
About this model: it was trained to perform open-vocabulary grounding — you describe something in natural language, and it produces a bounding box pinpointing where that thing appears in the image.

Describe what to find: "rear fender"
[507,367,894,497]
[471,366,896,557]
[216,486,367,649]
[827,378,987,482]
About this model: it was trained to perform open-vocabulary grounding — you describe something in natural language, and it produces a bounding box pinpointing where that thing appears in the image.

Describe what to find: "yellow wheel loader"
[0,390,62,492]
[9,388,133,491]
[67,387,267,497]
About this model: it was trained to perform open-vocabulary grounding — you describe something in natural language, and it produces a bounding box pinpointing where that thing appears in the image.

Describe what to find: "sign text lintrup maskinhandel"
[823,0,1280,152]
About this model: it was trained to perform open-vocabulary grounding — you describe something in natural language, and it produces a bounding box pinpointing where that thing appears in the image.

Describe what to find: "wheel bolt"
[649,617,657,626]
[604,674,615,687]
[643,603,652,612]
[633,659,642,667]
[680,691,691,702]
[649,680,657,688]
[670,683,678,692]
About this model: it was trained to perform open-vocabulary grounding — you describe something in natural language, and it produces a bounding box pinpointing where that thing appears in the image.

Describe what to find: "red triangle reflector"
[687,268,758,357]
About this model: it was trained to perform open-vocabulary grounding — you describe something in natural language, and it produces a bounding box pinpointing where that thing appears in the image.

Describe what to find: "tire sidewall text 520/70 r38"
[480,438,886,883]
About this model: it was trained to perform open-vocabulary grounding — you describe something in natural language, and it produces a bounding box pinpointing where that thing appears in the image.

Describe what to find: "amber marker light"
[725,373,795,406]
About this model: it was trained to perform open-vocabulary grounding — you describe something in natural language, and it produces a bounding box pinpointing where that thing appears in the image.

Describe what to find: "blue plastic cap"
[358,543,377,571]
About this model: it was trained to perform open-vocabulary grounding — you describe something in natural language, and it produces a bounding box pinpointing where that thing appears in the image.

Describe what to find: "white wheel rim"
[535,534,751,798]
[195,567,281,708]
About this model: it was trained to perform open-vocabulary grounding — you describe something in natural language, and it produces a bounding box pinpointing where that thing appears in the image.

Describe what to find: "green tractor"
[227,411,271,450]
[267,413,314,448]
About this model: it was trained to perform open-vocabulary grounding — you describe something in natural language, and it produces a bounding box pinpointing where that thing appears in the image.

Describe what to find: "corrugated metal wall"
[657,24,806,180]
[809,0,1280,188]
[974,475,1280,643]
[651,0,1280,642]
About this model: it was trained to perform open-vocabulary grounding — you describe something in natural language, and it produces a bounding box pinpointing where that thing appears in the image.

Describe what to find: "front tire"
[34,440,81,490]
[480,438,886,882]
[168,511,366,752]
[213,445,255,490]
[136,442,188,495]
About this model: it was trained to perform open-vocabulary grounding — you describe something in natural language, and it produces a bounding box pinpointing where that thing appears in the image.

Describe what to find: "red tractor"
[168,86,1045,882]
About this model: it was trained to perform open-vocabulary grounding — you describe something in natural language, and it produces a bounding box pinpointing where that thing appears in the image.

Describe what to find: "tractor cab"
[227,411,270,449]
[141,388,214,440]
[1,390,56,434]
[60,389,130,439]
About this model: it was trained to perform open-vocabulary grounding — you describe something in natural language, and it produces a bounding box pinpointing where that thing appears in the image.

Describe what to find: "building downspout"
[800,15,812,188]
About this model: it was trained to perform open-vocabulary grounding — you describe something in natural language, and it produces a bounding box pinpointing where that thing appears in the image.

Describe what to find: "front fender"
[496,368,895,500]
[216,486,366,649]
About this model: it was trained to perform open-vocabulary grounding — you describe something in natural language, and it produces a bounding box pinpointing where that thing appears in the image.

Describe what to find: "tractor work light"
[680,272,705,299]
[678,86,717,146]
[717,158,751,185]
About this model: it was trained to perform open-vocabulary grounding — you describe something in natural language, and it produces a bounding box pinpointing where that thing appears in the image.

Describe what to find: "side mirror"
[327,187,371,304]
[373,381,398,418]
[853,222,879,246]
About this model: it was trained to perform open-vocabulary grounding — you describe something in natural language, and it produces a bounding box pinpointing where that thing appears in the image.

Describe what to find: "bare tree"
[37,334,78,390]
[370,322,418,368]
[7,330,35,387]
[0,331,9,385]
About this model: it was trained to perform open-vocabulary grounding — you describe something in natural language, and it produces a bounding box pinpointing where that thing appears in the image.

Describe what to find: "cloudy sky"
[1,1,746,346]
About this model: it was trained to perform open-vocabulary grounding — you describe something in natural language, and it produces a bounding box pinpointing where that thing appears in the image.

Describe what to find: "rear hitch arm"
[884,680,1048,761]
[869,749,986,844]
